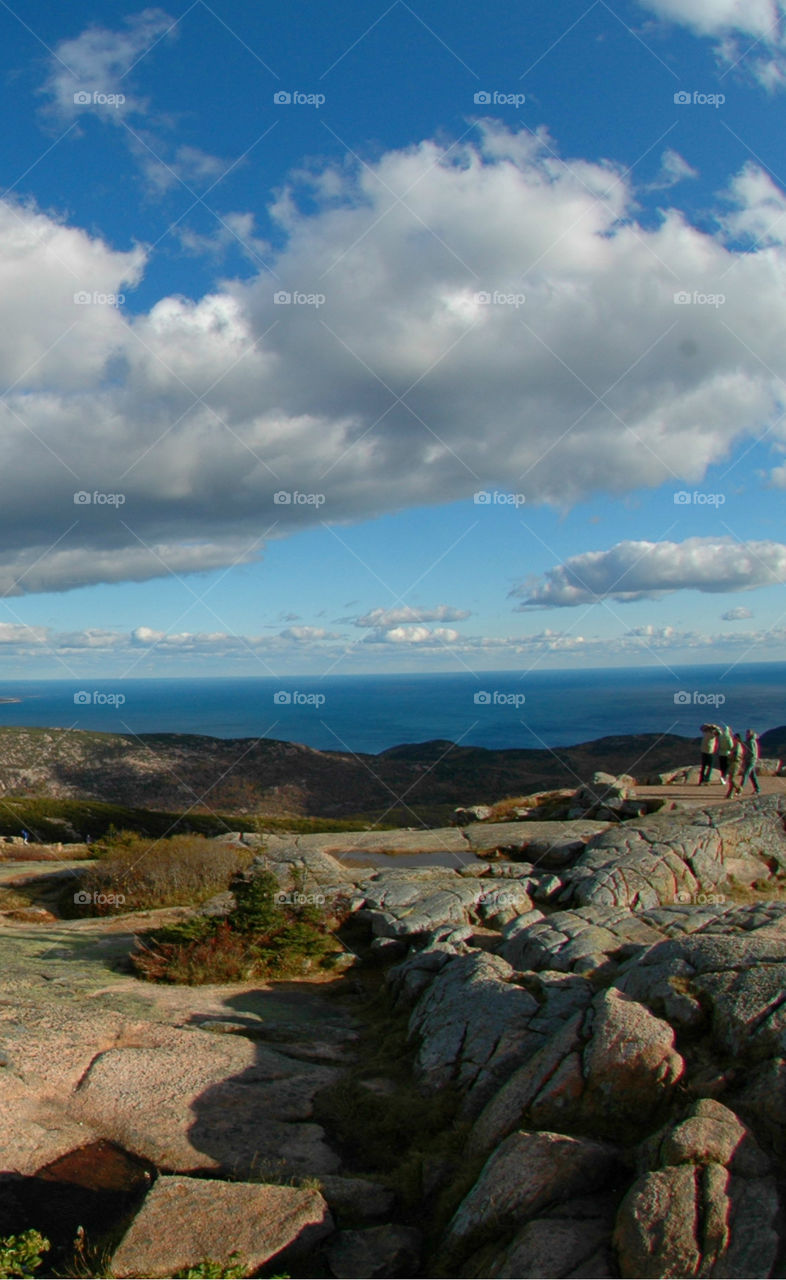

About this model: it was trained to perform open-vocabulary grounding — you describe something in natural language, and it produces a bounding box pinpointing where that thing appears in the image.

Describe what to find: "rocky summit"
[1,759,786,1276]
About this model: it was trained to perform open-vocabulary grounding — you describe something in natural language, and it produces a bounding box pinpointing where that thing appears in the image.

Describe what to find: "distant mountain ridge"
[0,724,719,821]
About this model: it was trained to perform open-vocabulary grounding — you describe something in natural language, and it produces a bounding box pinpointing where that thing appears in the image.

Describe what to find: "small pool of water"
[339,850,477,871]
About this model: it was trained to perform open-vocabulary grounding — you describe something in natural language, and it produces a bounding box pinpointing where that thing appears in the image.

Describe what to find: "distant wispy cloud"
[647,149,699,191]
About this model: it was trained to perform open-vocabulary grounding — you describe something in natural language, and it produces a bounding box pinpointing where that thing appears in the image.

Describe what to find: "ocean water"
[0,663,782,754]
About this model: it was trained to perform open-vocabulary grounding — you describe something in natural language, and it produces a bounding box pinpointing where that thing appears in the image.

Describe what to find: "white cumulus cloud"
[1,127,786,594]
[513,538,786,607]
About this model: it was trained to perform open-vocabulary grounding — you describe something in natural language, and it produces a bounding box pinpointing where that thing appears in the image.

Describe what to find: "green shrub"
[131,869,340,984]
[174,1254,246,1278]
[68,831,253,915]
[0,1230,49,1278]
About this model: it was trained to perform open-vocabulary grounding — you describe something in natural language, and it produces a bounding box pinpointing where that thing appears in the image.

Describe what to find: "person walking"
[717,724,734,784]
[725,733,747,799]
[741,729,761,795]
[699,723,720,784]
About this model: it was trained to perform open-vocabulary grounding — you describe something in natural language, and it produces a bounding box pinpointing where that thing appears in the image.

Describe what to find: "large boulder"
[614,1100,778,1279]
[68,1023,342,1177]
[500,903,668,976]
[568,771,636,819]
[391,951,595,1115]
[110,1176,333,1279]
[462,1198,616,1279]
[453,805,492,826]
[396,951,541,1103]
[470,988,683,1154]
[355,869,505,939]
[325,1224,422,1278]
[443,1130,622,1255]
[561,794,786,909]
[615,904,786,1059]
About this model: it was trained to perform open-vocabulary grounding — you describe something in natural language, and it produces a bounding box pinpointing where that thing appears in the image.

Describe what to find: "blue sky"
[0,0,784,680]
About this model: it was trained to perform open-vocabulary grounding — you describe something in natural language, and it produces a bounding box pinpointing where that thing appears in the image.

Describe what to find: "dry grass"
[0,886,35,911]
[720,879,786,905]
[0,844,93,863]
[488,790,574,822]
[70,831,253,916]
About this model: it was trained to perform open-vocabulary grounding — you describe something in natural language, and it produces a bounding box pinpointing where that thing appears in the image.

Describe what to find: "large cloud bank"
[2,123,786,594]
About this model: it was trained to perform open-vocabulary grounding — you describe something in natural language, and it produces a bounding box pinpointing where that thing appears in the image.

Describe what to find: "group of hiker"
[699,723,761,798]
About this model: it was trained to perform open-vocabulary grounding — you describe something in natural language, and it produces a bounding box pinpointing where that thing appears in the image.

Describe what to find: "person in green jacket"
[725,733,746,799]
[741,729,761,795]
